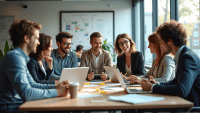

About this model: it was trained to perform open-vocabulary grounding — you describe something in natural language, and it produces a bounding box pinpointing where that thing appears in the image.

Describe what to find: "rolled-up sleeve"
[6,54,57,102]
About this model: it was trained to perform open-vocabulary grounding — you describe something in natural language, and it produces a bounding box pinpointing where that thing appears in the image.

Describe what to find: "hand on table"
[56,80,70,97]
[87,72,94,81]
[141,79,152,91]
[129,75,142,84]
[100,72,107,81]
[148,76,157,84]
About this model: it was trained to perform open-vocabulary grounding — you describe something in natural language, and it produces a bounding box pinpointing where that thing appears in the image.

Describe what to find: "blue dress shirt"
[0,47,57,105]
[51,49,78,76]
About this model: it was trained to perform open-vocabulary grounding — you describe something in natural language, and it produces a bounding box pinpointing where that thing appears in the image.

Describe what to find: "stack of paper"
[108,94,164,104]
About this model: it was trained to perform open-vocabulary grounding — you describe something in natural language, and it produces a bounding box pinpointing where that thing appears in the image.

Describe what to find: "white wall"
[0,0,132,49]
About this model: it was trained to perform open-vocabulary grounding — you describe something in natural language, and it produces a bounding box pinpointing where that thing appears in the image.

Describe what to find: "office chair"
[187,107,200,113]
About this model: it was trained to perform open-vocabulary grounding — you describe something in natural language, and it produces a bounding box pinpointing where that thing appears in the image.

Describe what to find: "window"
[194,24,199,29]
[193,39,199,46]
[158,0,170,26]
[135,2,141,51]
[193,31,199,38]
[179,0,200,57]
[144,0,153,65]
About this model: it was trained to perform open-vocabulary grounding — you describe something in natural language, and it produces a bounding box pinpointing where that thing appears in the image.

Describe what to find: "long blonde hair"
[114,33,136,56]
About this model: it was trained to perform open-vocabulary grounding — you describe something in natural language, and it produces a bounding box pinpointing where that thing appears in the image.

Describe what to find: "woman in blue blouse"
[114,33,146,80]
[28,33,59,84]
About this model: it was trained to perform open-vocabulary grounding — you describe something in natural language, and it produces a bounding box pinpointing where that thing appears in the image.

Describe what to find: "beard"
[93,46,102,53]
[164,43,172,54]
[60,45,70,54]
[27,41,37,54]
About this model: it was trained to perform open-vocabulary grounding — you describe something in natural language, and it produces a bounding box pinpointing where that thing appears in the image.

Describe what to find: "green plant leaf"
[4,40,9,55]
[0,49,3,61]
[104,39,107,44]
[10,45,13,50]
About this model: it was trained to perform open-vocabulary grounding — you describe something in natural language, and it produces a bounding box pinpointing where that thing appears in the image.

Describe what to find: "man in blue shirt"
[140,20,200,112]
[0,20,69,113]
[51,32,78,78]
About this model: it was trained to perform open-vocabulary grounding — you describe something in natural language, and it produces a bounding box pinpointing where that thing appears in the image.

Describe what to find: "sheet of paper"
[78,93,102,98]
[100,86,123,91]
[108,94,164,104]
[82,89,97,92]
[106,83,121,86]
[84,85,98,87]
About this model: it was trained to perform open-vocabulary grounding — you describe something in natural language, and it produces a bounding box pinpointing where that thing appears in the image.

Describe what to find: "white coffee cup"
[69,82,79,99]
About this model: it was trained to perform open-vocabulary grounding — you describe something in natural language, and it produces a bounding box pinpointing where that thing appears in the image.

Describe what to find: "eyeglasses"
[63,42,73,46]
[118,40,129,46]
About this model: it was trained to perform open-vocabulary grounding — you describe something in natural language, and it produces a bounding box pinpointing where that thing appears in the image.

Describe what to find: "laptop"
[113,68,151,94]
[59,67,89,91]
[104,66,119,83]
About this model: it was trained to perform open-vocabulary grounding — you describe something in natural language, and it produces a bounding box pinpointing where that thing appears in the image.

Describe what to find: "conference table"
[19,80,193,112]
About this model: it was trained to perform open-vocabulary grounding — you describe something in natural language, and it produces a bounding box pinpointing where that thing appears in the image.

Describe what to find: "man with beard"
[140,20,200,112]
[0,20,69,113]
[80,32,113,81]
[51,32,78,78]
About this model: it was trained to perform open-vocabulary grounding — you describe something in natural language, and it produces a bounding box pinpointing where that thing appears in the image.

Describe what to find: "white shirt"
[125,64,132,77]
[92,50,103,74]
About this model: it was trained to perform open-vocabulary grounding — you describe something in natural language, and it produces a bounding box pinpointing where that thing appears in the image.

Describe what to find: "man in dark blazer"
[141,20,200,111]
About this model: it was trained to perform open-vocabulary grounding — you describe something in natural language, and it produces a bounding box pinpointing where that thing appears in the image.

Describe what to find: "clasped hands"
[87,72,107,81]
[123,75,157,91]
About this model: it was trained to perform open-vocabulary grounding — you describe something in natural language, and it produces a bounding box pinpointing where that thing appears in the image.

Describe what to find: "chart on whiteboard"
[60,12,114,50]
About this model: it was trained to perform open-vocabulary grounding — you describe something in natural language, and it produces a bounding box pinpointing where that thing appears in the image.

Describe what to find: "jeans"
[0,104,27,113]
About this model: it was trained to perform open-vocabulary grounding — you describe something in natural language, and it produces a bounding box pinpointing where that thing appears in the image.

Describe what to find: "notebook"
[59,67,89,91]
[113,68,151,94]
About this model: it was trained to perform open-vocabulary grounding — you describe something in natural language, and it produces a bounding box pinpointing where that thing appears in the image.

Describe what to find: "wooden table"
[19,80,193,112]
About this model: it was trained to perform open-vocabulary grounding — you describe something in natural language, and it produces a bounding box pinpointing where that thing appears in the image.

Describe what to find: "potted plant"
[0,40,13,61]
[102,39,116,62]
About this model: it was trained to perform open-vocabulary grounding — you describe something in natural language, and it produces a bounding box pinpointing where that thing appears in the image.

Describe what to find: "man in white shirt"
[80,32,113,81]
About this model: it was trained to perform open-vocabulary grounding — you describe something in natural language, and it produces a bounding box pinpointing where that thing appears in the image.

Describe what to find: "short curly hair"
[156,20,187,47]
[56,32,73,43]
[9,20,42,47]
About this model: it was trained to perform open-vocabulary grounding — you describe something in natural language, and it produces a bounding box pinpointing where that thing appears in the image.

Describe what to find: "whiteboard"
[60,11,114,50]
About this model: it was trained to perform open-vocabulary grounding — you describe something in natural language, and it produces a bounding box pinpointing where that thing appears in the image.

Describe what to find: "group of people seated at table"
[0,19,199,113]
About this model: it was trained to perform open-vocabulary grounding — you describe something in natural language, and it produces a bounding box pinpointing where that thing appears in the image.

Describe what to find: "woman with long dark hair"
[28,33,59,84]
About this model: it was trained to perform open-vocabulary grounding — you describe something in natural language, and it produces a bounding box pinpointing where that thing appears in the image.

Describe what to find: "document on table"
[108,94,164,104]
[84,85,99,87]
[78,93,102,98]
[100,86,123,91]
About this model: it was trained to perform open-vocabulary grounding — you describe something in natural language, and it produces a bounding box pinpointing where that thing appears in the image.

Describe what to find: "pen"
[124,73,127,76]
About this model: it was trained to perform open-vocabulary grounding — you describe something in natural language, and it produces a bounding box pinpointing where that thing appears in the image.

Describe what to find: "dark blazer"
[27,56,55,84]
[153,46,200,107]
[117,51,146,76]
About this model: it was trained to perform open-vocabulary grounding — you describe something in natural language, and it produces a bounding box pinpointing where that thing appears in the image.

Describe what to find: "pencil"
[124,73,127,76]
